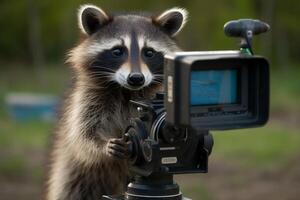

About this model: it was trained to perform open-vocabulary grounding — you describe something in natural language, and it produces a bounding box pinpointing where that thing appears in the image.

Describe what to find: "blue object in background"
[190,69,238,106]
[5,93,58,121]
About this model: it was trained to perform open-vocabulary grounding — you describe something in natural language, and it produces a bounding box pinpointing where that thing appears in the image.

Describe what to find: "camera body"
[126,51,269,176]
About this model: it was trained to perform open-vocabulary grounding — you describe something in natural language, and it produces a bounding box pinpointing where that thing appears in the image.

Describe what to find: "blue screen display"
[190,70,238,106]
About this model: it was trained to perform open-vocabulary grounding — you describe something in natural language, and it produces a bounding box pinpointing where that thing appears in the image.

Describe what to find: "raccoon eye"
[143,48,156,58]
[111,47,124,57]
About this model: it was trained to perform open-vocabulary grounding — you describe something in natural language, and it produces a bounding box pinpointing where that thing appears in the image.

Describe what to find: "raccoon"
[45,4,188,200]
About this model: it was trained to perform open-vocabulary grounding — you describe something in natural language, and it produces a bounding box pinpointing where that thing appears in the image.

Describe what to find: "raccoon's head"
[68,5,188,91]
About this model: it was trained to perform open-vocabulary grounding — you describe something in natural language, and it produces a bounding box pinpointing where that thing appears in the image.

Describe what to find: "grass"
[179,179,213,200]
[0,154,26,178]
[0,119,52,148]
[270,67,300,112]
[212,123,300,169]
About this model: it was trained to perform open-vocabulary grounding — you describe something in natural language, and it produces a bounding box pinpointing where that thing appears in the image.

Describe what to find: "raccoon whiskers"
[77,82,105,90]
[152,74,163,84]
[152,80,163,85]
[153,75,163,79]
[101,81,119,89]
[89,66,116,73]
[153,77,163,81]
[79,82,115,91]
[88,72,114,80]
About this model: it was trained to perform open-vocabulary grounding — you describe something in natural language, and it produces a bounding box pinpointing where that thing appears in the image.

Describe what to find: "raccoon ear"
[78,5,111,35]
[153,7,188,37]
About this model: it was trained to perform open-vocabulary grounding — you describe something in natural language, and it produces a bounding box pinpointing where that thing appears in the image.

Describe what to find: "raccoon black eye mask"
[67,4,188,90]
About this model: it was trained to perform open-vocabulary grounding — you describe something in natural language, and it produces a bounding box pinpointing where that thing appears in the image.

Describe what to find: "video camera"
[103,19,270,200]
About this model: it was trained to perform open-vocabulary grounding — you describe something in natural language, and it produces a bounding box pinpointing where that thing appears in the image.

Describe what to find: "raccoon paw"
[106,138,130,159]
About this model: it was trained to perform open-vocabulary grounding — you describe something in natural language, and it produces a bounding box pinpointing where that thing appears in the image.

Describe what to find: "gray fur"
[45,5,187,200]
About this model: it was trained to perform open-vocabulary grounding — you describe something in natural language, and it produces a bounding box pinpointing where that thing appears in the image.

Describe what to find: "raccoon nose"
[127,73,145,87]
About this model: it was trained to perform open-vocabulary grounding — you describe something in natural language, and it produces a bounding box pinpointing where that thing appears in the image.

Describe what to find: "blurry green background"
[0,0,300,200]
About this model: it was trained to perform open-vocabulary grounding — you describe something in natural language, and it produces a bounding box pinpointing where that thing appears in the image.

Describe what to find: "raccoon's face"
[69,5,188,91]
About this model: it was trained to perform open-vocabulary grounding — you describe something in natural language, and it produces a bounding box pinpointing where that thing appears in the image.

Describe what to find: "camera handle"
[224,19,270,55]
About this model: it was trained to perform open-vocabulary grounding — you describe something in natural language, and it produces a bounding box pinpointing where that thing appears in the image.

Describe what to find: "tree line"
[0,0,299,68]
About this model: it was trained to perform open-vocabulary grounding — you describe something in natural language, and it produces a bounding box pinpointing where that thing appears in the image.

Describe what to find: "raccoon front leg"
[106,138,131,159]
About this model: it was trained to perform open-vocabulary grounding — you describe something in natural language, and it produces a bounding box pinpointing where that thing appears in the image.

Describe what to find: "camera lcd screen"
[190,69,238,106]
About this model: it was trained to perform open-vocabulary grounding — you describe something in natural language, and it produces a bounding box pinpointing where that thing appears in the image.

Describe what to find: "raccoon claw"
[107,138,130,159]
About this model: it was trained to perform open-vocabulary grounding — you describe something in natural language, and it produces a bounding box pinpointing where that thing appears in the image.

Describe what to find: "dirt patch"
[0,148,46,200]
[176,156,300,200]
[0,180,42,200]
[270,111,300,129]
